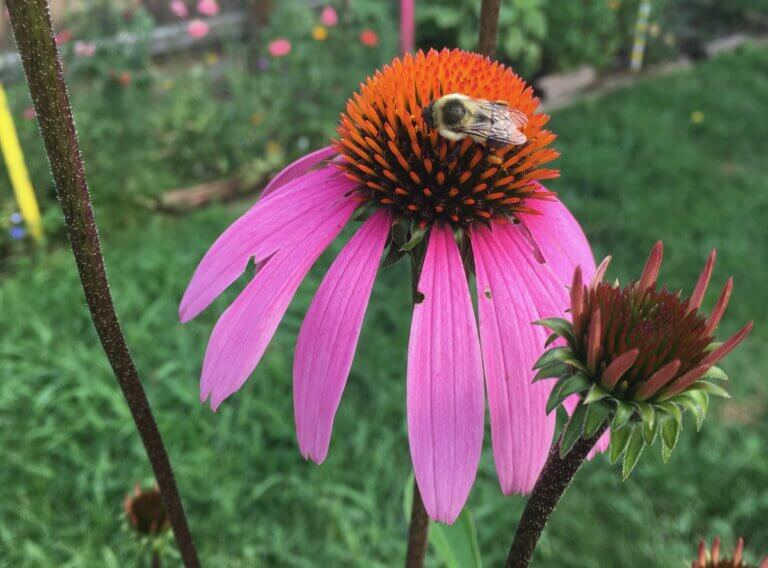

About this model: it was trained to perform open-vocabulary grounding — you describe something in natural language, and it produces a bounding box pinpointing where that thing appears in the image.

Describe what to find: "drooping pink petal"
[518,186,596,281]
[407,225,484,524]
[179,167,351,322]
[471,222,568,494]
[294,210,391,463]
[261,146,337,198]
[201,197,358,409]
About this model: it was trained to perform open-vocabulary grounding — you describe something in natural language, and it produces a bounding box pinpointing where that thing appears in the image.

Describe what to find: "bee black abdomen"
[442,100,466,127]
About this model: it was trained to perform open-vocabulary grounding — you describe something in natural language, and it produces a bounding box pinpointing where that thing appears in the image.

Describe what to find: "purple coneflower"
[181,49,599,523]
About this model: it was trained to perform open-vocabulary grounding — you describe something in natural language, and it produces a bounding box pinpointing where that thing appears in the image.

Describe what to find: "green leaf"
[622,427,645,480]
[400,225,429,252]
[612,401,635,430]
[584,400,612,438]
[583,384,610,404]
[532,362,567,382]
[534,318,574,342]
[690,380,731,398]
[402,474,482,568]
[609,424,632,464]
[533,346,574,370]
[560,403,588,458]
[701,366,729,381]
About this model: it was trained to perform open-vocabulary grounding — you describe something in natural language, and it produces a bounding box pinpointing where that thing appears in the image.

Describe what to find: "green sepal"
[391,217,411,246]
[677,390,709,431]
[544,333,560,348]
[584,400,612,438]
[660,415,682,462]
[400,225,428,252]
[622,426,645,480]
[533,346,574,370]
[612,401,635,430]
[352,201,378,222]
[382,243,406,268]
[534,318,574,344]
[689,380,730,399]
[583,384,610,404]
[642,415,660,445]
[559,404,588,458]
[532,362,568,383]
[546,373,592,414]
[655,401,682,425]
[632,401,655,428]
[564,358,589,373]
[609,424,633,464]
[701,366,728,381]
[704,341,723,353]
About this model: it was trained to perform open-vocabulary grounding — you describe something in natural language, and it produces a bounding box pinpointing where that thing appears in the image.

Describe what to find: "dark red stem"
[4,1,200,566]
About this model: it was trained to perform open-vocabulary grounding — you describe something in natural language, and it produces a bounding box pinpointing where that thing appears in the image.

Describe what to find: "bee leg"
[446,143,461,163]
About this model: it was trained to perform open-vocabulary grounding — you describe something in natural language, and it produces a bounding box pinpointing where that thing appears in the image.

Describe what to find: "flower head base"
[123,485,169,537]
[334,49,558,229]
[692,537,768,568]
[535,242,753,478]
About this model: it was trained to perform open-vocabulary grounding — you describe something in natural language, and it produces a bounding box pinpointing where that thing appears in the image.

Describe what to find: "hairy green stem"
[506,422,610,567]
[5,1,200,566]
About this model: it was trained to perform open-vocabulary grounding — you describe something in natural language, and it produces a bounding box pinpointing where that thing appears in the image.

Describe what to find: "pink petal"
[261,146,337,198]
[294,210,391,463]
[268,38,292,57]
[519,186,596,281]
[169,0,188,18]
[407,225,484,524]
[201,197,357,409]
[179,166,350,322]
[472,222,569,494]
[196,0,219,16]
[400,0,414,53]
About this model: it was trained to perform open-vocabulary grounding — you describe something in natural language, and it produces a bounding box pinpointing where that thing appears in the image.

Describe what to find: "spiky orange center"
[577,283,712,393]
[334,49,559,227]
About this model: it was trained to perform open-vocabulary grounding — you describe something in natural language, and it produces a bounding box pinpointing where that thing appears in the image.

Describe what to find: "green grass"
[2,44,767,566]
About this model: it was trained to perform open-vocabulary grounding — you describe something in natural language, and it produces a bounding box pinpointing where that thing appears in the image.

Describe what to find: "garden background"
[1,0,767,566]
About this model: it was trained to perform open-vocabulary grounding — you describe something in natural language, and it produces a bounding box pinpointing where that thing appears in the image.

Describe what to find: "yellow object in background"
[0,83,43,241]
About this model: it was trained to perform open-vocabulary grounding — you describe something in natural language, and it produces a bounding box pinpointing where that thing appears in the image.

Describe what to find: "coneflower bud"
[123,485,169,537]
[692,536,768,568]
[533,242,753,478]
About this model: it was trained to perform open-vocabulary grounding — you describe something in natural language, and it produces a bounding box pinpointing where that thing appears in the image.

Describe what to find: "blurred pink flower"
[74,41,97,57]
[169,0,188,18]
[23,106,36,120]
[320,6,338,27]
[55,30,72,45]
[197,0,219,17]
[187,19,210,39]
[268,38,292,57]
[359,29,378,47]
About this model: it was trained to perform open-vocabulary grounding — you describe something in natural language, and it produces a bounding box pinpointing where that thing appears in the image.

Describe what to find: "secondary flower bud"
[534,242,753,478]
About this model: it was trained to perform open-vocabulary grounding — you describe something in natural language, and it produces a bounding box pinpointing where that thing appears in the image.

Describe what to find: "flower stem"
[506,421,609,568]
[477,0,502,57]
[406,479,430,568]
[5,2,200,566]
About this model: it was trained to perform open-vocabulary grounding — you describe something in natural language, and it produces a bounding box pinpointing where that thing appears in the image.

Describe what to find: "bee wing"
[461,100,528,145]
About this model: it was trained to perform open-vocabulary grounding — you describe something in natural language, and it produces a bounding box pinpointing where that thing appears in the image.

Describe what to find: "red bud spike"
[591,256,612,288]
[702,321,754,367]
[635,359,682,400]
[711,537,720,563]
[637,241,663,298]
[587,308,601,373]
[688,249,716,314]
[601,348,640,389]
[734,537,744,564]
[661,364,710,398]
[703,277,734,337]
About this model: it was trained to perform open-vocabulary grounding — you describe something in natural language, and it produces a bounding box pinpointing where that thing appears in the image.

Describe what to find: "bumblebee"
[422,93,528,147]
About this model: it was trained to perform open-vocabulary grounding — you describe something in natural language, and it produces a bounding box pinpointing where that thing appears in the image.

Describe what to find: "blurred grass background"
[0,0,767,565]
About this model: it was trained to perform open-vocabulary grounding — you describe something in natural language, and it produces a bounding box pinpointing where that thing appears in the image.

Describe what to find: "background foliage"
[0,0,766,565]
